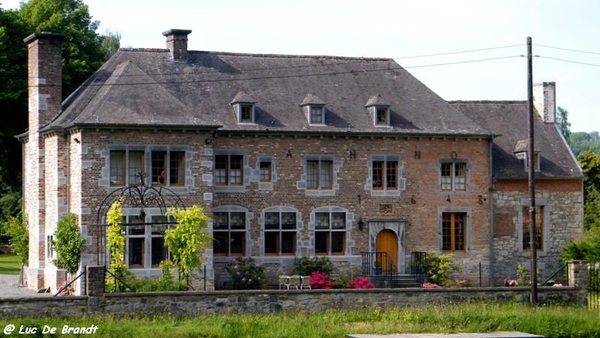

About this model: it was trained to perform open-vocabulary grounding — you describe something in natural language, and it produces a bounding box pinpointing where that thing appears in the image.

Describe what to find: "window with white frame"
[264,211,297,256]
[47,235,54,260]
[213,211,246,256]
[238,104,254,123]
[315,212,346,255]
[441,162,467,192]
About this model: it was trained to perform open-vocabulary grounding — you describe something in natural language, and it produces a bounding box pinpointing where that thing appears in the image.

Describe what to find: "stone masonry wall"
[492,180,583,285]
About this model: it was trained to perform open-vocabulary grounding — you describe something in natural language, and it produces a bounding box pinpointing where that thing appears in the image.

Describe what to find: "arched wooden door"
[375,229,398,272]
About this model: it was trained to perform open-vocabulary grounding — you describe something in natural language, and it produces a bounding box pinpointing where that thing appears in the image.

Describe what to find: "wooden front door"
[375,229,398,272]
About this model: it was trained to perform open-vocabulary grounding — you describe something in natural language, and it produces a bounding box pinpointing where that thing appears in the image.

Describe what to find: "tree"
[556,106,571,141]
[577,150,600,200]
[51,213,85,275]
[100,29,120,60]
[18,0,106,97]
[165,206,211,286]
[4,212,28,265]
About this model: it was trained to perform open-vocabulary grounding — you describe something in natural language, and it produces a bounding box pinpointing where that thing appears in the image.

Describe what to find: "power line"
[395,44,522,59]
[538,55,600,68]
[535,44,600,57]
[403,56,520,69]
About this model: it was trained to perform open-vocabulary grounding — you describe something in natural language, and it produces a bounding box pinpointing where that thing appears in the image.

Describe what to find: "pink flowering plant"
[421,282,442,289]
[225,256,264,290]
[309,271,333,289]
[348,276,375,289]
[504,279,518,287]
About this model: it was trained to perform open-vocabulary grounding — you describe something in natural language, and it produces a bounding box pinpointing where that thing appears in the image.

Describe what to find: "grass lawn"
[0,253,22,275]
[2,302,599,338]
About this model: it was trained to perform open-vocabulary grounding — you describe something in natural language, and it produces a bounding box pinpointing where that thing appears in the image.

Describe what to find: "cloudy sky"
[5,0,599,132]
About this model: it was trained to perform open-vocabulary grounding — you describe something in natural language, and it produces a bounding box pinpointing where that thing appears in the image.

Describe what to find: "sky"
[4,0,600,132]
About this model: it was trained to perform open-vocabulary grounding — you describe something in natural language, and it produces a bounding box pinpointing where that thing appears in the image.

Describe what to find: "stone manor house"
[20,29,583,293]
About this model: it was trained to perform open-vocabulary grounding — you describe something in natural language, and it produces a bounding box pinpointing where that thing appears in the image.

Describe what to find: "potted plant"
[374,260,382,275]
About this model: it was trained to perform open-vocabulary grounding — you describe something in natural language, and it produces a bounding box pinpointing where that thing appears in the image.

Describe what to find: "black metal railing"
[541,262,568,286]
[360,252,397,276]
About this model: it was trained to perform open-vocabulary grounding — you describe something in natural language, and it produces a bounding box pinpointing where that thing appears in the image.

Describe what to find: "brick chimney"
[23,32,63,133]
[162,29,192,61]
[533,82,556,124]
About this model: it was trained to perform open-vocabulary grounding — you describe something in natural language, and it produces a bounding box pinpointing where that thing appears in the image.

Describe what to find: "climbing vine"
[165,205,211,285]
[106,198,129,291]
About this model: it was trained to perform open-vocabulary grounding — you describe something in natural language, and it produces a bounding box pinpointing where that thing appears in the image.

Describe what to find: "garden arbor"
[95,172,186,267]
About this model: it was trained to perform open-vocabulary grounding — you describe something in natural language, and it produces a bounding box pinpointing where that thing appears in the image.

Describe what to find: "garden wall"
[0,261,588,318]
[0,286,587,319]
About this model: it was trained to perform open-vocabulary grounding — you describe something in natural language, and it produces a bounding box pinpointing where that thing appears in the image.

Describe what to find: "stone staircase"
[367,274,423,288]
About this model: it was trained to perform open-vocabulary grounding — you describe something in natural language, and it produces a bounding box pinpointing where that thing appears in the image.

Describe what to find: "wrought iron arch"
[95,172,186,266]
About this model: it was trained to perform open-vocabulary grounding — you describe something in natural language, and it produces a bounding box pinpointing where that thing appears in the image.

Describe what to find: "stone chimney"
[23,32,63,133]
[162,29,192,61]
[533,82,556,124]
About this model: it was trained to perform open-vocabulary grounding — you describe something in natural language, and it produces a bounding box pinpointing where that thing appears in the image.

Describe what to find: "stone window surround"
[437,207,472,255]
[213,149,251,193]
[117,207,171,276]
[297,155,340,196]
[517,198,549,255]
[308,206,355,257]
[260,206,303,257]
[370,106,391,127]
[253,156,277,191]
[435,158,474,195]
[365,155,406,197]
[211,205,253,260]
[101,145,191,194]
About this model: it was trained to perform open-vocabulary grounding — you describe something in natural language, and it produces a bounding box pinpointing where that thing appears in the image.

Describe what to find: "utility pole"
[527,36,538,306]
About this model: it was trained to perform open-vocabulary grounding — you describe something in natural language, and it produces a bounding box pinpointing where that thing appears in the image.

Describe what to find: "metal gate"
[590,263,600,311]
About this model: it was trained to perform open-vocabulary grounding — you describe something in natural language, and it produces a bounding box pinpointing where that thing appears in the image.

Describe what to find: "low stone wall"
[0,286,586,318]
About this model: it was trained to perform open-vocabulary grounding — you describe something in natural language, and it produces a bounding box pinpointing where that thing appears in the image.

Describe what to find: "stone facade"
[492,180,583,283]
[20,31,583,295]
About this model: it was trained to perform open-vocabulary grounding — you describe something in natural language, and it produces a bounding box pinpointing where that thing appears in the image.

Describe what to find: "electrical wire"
[538,56,600,68]
[535,44,600,57]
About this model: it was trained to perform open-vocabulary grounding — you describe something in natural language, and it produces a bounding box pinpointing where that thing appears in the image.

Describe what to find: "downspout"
[488,138,495,286]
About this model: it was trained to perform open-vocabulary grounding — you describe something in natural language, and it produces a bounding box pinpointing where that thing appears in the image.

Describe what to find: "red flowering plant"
[309,271,333,289]
[348,276,375,289]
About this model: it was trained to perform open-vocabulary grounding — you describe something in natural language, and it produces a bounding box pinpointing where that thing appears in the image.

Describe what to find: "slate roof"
[47,47,494,137]
[451,101,582,180]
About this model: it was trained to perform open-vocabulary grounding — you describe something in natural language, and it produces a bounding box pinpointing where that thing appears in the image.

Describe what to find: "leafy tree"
[165,206,211,286]
[569,131,600,157]
[100,29,120,59]
[4,212,28,265]
[556,106,571,141]
[578,150,600,200]
[51,213,85,274]
[0,8,28,190]
[19,0,105,97]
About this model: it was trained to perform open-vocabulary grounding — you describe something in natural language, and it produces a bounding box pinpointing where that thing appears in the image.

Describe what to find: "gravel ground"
[0,274,53,298]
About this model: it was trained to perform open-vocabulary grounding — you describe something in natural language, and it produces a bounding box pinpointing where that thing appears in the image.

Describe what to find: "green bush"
[225,256,265,290]
[422,251,459,286]
[292,256,333,276]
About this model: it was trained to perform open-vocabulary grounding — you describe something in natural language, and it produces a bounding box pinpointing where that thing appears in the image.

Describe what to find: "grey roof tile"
[451,101,582,179]
[47,48,494,137]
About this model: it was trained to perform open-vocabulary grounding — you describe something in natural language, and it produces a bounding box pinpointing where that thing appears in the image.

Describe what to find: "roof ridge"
[188,50,394,61]
[449,100,527,104]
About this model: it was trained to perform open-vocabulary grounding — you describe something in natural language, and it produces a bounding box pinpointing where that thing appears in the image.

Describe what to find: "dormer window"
[231,92,256,124]
[300,94,326,125]
[514,140,540,172]
[366,94,391,127]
